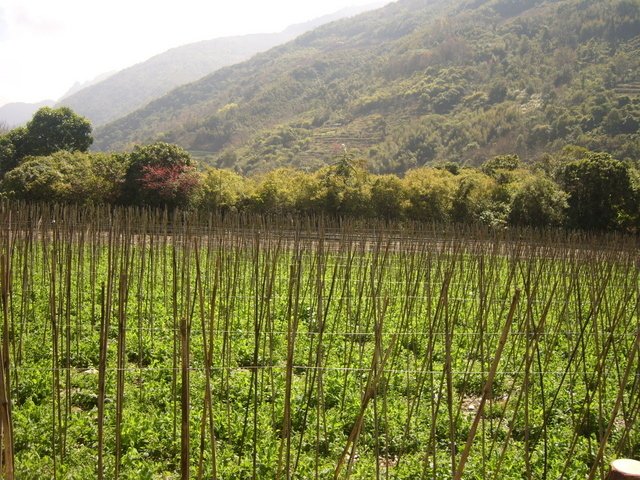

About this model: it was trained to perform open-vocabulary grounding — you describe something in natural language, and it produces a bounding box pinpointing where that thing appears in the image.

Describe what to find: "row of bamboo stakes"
[0,202,637,478]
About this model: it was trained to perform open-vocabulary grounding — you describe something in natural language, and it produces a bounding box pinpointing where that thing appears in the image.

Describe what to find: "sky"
[0,0,382,107]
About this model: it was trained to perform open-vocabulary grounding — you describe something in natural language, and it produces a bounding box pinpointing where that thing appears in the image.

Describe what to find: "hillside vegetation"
[2,109,639,231]
[58,4,381,127]
[93,0,640,175]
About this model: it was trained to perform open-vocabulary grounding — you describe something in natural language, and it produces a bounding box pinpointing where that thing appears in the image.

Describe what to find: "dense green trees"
[450,170,499,224]
[23,107,93,156]
[1,151,127,204]
[314,155,373,217]
[0,128,27,176]
[370,175,407,220]
[0,107,92,175]
[246,168,311,214]
[557,148,639,230]
[0,107,637,233]
[122,142,200,209]
[403,168,455,222]
[0,136,17,175]
[508,176,569,227]
[0,143,637,232]
[200,168,246,211]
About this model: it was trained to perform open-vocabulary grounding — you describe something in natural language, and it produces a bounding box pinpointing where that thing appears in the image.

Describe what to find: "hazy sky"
[0,0,382,107]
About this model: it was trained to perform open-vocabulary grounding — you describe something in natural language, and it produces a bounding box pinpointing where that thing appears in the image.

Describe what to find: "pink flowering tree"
[123,142,201,208]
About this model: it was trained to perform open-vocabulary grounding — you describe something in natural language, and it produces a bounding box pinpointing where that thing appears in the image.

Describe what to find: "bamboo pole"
[454,289,520,480]
[0,249,14,479]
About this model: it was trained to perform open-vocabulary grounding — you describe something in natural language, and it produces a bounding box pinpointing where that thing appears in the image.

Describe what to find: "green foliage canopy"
[24,107,93,156]
[0,107,93,176]
[508,176,569,227]
[558,148,638,230]
[1,151,126,203]
[122,142,200,209]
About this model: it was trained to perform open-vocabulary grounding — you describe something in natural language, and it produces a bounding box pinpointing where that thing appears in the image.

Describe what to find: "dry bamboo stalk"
[588,330,640,480]
[454,289,520,480]
[334,298,391,479]
[195,240,218,480]
[63,241,72,460]
[115,266,130,478]
[277,258,302,480]
[0,250,14,480]
[181,315,190,480]
[171,245,179,447]
[49,226,61,479]
[96,283,108,480]
[98,220,118,479]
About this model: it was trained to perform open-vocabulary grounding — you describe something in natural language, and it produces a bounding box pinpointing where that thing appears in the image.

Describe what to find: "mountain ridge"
[0,100,56,128]
[58,3,385,127]
[59,71,119,101]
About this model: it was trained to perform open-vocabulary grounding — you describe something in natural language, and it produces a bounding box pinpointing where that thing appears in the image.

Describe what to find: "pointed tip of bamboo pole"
[608,459,640,479]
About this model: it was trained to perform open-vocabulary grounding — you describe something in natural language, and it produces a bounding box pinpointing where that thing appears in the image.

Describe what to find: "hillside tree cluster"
[0,108,638,232]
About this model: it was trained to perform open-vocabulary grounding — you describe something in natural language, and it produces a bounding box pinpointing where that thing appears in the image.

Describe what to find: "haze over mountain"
[0,72,114,127]
[93,0,640,175]
[0,101,56,128]
[57,3,385,127]
[59,71,119,101]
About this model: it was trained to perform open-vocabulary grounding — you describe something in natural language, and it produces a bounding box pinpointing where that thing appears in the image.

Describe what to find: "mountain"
[0,100,55,127]
[57,3,385,127]
[59,71,118,100]
[94,0,640,174]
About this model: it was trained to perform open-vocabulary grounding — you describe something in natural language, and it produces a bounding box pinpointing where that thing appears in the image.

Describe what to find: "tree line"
[0,107,638,232]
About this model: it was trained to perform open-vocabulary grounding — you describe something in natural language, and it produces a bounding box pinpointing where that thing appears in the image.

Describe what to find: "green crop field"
[0,203,637,479]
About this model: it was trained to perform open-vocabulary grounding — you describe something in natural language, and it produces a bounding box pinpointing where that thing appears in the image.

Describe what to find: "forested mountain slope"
[94,0,640,174]
[58,4,380,127]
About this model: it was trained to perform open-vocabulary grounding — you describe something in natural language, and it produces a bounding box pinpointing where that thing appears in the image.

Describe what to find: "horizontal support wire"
[12,365,631,376]
[19,327,640,337]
